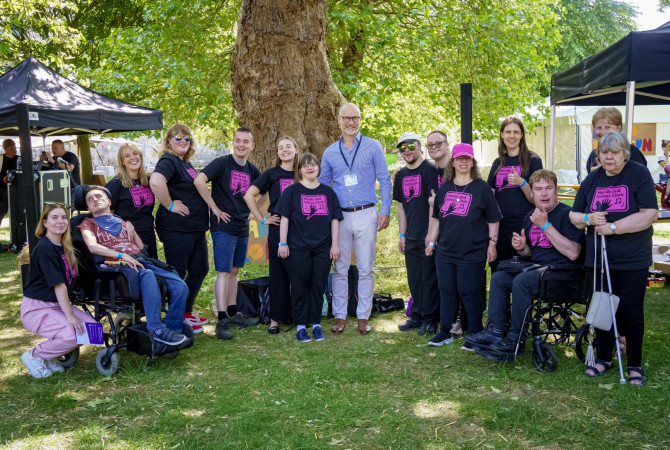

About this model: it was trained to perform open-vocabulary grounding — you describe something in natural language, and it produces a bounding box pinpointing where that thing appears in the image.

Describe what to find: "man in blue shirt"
[319,102,392,335]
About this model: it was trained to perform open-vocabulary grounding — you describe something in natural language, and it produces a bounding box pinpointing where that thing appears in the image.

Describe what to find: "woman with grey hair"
[570,131,657,386]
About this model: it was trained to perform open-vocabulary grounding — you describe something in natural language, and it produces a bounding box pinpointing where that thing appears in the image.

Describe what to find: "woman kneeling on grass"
[20,204,97,378]
[275,153,343,342]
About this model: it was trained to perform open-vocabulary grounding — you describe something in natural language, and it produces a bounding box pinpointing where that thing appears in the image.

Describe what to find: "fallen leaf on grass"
[490,386,502,394]
[329,437,344,446]
[86,397,112,408]
[598,384,613,390]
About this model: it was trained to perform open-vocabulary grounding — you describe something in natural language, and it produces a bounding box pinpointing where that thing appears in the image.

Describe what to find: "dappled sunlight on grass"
[372,317,402,333]
[413,399,461,419]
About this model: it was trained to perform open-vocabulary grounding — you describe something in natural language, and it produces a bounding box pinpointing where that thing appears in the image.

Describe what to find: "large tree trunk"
[231,0,345,171]
[77,135,93,185]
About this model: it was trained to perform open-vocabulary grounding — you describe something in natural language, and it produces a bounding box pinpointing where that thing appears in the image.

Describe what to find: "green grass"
[1,210,670,449]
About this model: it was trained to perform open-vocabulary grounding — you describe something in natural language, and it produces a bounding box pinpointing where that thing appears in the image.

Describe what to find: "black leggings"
[267,224,291,322]
[157,229,209,313]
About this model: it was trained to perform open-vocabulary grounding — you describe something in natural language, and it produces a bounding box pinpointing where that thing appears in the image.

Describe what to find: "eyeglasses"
[339,116,361,123]
[426,141,447,150]
[171,135,192,142]
[398,144,416,153]
[302,162,318,168]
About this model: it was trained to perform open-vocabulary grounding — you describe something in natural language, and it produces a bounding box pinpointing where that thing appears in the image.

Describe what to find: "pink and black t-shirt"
[573,161,657,270]
[23,237,77,302]
[432,179,502,263]
[392,160,439,241]
[105,177,155,241]
[252,166,295,215]
[274,183,343,251]
[201,154,261,237]
[521,202,584,266]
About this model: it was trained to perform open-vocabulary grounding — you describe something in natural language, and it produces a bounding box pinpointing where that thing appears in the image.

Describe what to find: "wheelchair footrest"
[127,323,194,358]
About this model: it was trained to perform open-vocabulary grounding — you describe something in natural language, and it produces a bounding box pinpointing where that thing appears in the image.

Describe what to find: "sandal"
[628,367,647,386]
[268,325,280,335]
[585,359,612,377]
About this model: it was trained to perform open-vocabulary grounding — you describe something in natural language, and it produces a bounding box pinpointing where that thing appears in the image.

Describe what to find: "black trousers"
[588,267,647,367]
[136,225,158,259]
[282,242,331,326]
[404,238,439,324]
[489,225,518,274]
[157,229,209,313]
[435,253,485,335]
[267,224,291,322]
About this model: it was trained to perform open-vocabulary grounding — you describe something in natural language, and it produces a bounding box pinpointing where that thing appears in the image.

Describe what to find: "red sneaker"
[190,324,204,334]
[184,312,208,326]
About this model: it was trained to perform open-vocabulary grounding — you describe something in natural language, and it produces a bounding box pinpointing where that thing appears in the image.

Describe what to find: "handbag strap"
[593,228,597,293]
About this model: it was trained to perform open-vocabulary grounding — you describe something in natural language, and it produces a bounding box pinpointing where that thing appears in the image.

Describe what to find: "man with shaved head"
[319,102,392,335]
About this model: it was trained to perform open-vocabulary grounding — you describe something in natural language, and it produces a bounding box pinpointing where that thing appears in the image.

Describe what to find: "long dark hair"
[495,116,536,176]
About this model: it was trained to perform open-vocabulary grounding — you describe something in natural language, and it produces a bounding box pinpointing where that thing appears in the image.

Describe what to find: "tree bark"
[231,0,345,171]
[77,134,93,185]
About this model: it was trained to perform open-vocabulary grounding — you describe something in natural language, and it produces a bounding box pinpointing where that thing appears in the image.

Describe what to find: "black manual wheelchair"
[57,185,194,375]
[480,258,591,373]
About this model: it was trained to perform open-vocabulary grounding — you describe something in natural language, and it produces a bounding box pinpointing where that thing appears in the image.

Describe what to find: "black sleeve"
[63,152,78,167]
[528,154,543,177]
[105,178,121,211]
[392,170,403,202]
[426,165,439,195]
[482,183,503,223]
[252,169,273,195]
[432,184,445,219]
[274,184,294,218]
[201,156,226,182]
[634,164,658,209]
[487,159,500,189]
[585,150,597,173]
[572,173,592,213]
[153,155,178,182]
[630,145,648,167]
[252,165,261,182]
[559,207,584,243]
[331,189,343,221]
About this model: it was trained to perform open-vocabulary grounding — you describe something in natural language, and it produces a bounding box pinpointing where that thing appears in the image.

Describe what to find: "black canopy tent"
[0,57,163,251]
[548,21,670,170]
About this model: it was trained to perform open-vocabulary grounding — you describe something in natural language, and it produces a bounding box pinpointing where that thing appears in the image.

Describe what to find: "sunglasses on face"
[171,135,192,142]
[398,144,416,153]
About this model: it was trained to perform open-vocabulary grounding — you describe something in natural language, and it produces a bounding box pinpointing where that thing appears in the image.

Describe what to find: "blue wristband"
[540,222,551,231]
[261,218,266,225]
[168,202,174,212]
[520,179,526,187]
[584,214,590,225]
[117,252,123,260]
[429,242,436,247]
[399,234,406,238]
[279,243,288,247]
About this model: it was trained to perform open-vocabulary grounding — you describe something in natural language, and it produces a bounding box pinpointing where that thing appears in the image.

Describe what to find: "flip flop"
[268,325,280,335]
[585,359,612,377]
[628,367,647,386]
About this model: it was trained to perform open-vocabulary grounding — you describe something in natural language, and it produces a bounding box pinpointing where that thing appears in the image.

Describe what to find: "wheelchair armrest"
[542,264,585,271]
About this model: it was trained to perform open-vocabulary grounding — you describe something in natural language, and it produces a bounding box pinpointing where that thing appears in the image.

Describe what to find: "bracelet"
[117,252,123,260]
[489,236,498,242]
[520,179,526,187]
[169,202,174,212]
[279,243,288,247]
[540,222,551,231]
[428,242,436,247]
[399,234,406,238]
[261,218,266,225]
[519,246,527,253]
[584,214,589,225]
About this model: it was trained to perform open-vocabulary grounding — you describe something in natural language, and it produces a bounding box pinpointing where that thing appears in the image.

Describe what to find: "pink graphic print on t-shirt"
[529,224,552,248]
[61,254,77,285]
[231,170,251,196]
[129,185,154,210]
[440,191,472,218]
[279,178,294,194]
[495,166,522,191]
[402,175,421,202]
[590,185,629,212]
[186,168,198,179]
[301,194,329,220]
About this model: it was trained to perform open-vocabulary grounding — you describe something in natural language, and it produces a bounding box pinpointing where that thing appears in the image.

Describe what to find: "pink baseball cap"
[451,143,474,159]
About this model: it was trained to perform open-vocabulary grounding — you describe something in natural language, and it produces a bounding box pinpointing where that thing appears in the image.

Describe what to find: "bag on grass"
[372,293,405,313]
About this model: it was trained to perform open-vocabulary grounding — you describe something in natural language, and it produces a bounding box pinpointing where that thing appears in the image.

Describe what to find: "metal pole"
[17,104,39,251]
[548,104,556,171]
[624,81,636,141]
[460,83,472,144]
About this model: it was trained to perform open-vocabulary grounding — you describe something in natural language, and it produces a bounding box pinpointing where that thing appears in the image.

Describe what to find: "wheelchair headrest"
[73,185,112,211]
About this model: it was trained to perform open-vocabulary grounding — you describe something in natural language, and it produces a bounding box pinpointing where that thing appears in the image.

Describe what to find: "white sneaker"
[45,359,66,373]
[21,349,53,379]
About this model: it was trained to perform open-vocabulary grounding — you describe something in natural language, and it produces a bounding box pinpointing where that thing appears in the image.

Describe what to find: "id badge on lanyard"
[344,173,358,186]
[339,137,363,187]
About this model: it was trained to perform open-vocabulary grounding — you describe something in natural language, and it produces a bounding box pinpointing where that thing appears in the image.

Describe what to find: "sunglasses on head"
[398,144,416,153]
[171,134,192,142]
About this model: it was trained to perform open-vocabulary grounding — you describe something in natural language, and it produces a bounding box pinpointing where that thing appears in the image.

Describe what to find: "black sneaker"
[215,319,234,340]
[428,330,454,346]
[152,326,187,346]
[229,312,258,329]
[464,327,504,348]
[398,319,421,332]
[490,336,525,354]
[417,323,437,336]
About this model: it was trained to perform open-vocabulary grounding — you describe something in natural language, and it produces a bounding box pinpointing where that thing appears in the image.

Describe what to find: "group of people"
[16,105,657,386]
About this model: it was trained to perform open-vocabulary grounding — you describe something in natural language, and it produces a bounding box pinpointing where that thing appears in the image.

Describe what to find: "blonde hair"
[116,142,148,189]
[275,136,300,173]
[159,123,196,162]
[592,107,623,128]
[35,204,78,272]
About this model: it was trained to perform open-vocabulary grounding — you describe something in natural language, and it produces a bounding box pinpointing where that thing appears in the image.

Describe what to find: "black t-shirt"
[432,179,503,263]
[522,202,584,266]
[105,177,155,240]
[275,183,344,251]
[392,160,439,241]
[51,151,81,186]
[153,153,209,233]
[487,153,543,230]
[23,237,77,302]
[0,155,18,191]
[201,155,261,236]
[573,161,657,270]
[252,166,295,215]
[586,144,647,173]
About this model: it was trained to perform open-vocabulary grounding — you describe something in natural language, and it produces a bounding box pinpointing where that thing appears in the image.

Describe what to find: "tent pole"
[548,104,556,171]
[624,81,636,141]
[17,104,39,252]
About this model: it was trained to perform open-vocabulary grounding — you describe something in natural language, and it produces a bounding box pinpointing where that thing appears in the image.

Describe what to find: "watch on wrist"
[489,236,498,242]
[609,223,617,235]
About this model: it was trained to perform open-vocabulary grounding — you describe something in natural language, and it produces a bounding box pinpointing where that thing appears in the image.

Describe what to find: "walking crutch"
[600,234,626,384]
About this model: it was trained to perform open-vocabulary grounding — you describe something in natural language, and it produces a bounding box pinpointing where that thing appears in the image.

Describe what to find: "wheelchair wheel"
[56,347,79,369]
[96,349,120,376]
[574,324,590,363]
[533,343,557,373]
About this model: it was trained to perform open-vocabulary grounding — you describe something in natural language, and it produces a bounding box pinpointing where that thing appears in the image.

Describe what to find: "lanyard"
[338,136,363,172]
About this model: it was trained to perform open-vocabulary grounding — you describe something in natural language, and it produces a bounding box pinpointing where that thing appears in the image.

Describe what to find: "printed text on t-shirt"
[301,194,329,220]
[529,225,552,248]
[279,178,294,194]
[129,185,154,210]
[231,170,251,195]
[495,166,522,191]
[440,191,472,217]
[590,185,629,212]
[402,175,422,202]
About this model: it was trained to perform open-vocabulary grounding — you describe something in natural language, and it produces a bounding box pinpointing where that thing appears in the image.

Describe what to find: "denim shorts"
[212,231,249,272]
